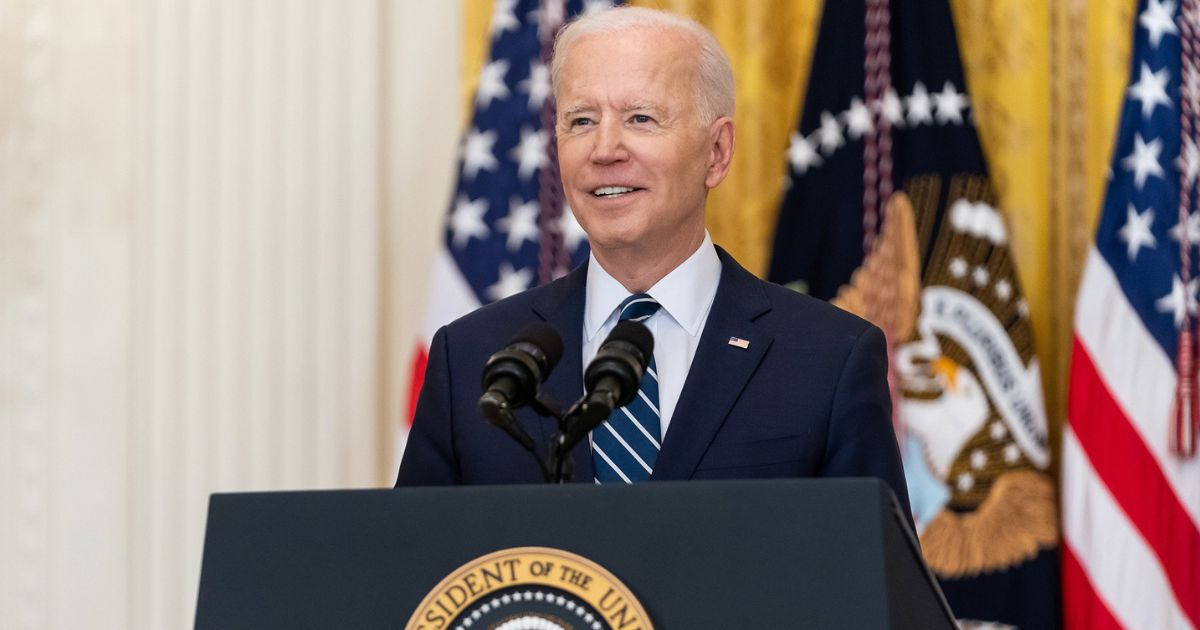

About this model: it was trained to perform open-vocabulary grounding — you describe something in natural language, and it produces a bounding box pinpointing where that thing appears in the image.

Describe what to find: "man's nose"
[589,119,629,164]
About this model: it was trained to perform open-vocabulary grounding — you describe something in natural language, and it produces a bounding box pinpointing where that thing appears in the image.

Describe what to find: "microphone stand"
[534,392,594,484]
[548,394,613,484]
[481,389,603,484]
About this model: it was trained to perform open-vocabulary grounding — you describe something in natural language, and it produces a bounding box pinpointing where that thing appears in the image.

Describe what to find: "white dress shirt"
[582,232,722,439]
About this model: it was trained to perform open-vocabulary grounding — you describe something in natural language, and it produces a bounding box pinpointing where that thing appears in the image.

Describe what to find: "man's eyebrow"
[558,102,664,118]
[559,105,594,119]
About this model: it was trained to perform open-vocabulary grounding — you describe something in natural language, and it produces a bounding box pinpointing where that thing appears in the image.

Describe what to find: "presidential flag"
[1063,0,1200,627]
[769,1,1059,626]
[403,0,615,450]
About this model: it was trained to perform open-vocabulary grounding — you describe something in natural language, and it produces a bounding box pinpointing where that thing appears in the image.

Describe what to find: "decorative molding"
[128,1,386,626]
[1,1,55,628]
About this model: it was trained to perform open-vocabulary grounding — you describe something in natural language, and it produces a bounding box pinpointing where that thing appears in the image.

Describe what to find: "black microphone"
[582,319,654,418]
[478,323,564,445]
[548,321,653,482]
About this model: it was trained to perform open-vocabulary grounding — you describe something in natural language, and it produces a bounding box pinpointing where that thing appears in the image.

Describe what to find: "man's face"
[555,28,722,255]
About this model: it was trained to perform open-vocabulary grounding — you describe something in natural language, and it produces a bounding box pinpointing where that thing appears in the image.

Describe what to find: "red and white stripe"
[1064,247,1200,629]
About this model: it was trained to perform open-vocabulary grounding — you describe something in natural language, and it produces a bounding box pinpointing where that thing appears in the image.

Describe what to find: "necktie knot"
[618,293,661,323]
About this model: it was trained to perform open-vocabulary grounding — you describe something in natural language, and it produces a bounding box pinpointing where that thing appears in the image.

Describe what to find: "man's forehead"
[558,33,695,94]
[560,26,696,73]
[574,23,689,48]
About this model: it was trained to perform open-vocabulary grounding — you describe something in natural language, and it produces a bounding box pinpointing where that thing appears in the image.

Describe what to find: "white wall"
[0,1,458,628]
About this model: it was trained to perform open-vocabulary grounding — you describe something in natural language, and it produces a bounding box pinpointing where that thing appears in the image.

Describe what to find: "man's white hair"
[550,6,735,124]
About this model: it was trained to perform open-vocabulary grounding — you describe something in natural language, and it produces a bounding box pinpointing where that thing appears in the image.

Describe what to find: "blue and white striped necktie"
[592,293,662,483]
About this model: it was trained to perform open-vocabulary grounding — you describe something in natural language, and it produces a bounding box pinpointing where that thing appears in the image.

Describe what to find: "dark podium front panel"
[195,479,954,629]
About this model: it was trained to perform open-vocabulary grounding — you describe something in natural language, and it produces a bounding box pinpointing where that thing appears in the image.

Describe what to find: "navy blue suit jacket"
[397,247,912,517]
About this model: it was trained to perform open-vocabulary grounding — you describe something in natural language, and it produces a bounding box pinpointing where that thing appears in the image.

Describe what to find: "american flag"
[1063,0,1200,627]
[402,0,613,452]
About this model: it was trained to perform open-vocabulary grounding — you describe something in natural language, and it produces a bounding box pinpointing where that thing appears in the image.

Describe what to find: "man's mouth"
[592,186,643,198]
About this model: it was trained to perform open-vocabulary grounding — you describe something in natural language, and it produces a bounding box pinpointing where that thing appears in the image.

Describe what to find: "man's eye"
[631,114,653,124]
[571,117,592,127]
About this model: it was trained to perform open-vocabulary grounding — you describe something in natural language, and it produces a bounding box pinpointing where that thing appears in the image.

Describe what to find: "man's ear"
[704,116,736,189]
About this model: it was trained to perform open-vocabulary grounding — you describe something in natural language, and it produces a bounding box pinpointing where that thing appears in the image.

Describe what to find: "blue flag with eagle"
[769,1,1060,627]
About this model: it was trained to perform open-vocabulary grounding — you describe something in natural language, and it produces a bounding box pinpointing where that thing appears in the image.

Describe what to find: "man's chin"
[585,231,648,257]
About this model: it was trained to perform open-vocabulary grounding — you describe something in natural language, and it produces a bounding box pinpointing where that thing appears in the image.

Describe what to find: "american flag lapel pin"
[727,336,750,349]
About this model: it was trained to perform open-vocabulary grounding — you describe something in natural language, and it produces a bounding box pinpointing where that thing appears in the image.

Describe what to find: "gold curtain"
[947,0,1132,471]
[459,0,1134,463]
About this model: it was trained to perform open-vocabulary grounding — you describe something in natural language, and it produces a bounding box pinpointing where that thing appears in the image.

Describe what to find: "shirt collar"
[584,232,722,341]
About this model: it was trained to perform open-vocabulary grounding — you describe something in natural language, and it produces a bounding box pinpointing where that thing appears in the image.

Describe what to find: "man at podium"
[397,6,911,518]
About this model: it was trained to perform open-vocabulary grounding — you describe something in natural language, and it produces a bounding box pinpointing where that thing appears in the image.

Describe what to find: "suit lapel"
[651,249,773,481]
[530,262,594,483]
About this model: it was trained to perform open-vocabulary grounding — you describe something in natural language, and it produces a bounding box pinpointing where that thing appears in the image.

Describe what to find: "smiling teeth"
[593,186,635,196]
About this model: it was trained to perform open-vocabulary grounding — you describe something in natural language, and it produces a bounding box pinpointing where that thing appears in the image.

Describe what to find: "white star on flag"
[879,87,905,127]
[1118,205,1157,260]
[1170,211,1200,244]
[817,111,845,154]
[462,128,500,180]
[1140,0,1178,49]
[449,194,491,248]
[487,263,534,301]
[949,256,968,278]
[995,279,1013,301]
[583,0,611,15]
[510,127,548,180]
[558,203,589,252]
[476,59,512,108]
[533,1,565,41]
[906,81,934,126]
[1155,274,1199,328]
[787,132,822,174]
[498,198,540,252]
[972,265,990,287]
[1128,63,1172,119]
[843,97,873,139]
[933,81,968,124]
[490,0,520,38]
[1121,132,1165,190]
[519,62,551,111]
